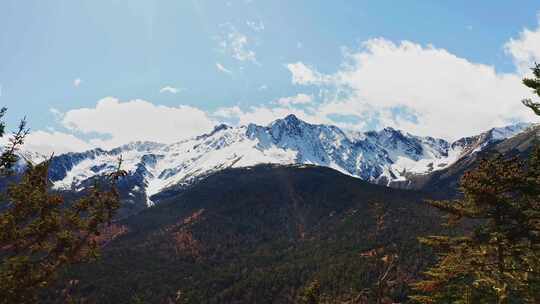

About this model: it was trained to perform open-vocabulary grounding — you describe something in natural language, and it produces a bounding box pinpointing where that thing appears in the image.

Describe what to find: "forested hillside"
[51,165,443,303]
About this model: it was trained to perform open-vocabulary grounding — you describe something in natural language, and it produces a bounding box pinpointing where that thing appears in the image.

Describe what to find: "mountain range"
[21,114,532,213]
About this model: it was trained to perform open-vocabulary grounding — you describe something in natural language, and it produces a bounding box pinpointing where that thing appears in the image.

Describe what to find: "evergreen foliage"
[298,279,321,304]
[411,62,540,304]
[522,63,540,116]
[411,150,540,303]
[0,108,125,303]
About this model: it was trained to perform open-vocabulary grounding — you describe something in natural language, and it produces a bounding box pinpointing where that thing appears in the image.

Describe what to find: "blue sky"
[1,1,540,153]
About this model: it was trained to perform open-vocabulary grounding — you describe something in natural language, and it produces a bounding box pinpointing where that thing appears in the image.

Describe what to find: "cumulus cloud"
[218,24,257,63]
[159,86,183,94]
[216,62,233,74]
[24,131,92,156]
[60,97,215,148]
[504,14,540,74]
[287,38,537,140]
[275,93,313,106]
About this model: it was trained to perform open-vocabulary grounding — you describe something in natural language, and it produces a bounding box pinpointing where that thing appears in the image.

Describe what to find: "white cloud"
[214,104,330,126]
[287,38,537,140]
[216,62,233,74]
[213,102,365,132]
[504,14,540,74]
[159,86,182,94]
[218,24,257,63]
[286,62,326,85]
[258,84,268,90]
[73,78,82,87]
[24,131,92,156]
[213,105,244,119]
[50,108,61,116]
[60,97,215,148]
[49,108,64,121]
[275,93,313,106]
[246,20,264,32]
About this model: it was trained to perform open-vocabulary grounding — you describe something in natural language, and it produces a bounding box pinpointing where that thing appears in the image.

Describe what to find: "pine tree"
[521,63,540,116]
[410,62,540,304]
[411,152,540,303]
[0,108,126,303]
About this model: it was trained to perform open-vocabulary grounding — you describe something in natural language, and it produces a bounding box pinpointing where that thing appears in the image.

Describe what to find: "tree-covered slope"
[54,165,443,303]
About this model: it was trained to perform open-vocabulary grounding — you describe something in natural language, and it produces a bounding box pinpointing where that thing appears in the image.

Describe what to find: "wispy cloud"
[246,20,264,32]
[216,62,233,74]
[49,108,64,120]
[159,86,183,94]
[275,93,313,106]
[217,24,258,63]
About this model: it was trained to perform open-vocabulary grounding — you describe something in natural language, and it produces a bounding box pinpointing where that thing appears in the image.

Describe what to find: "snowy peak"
[451,123,532,158]
[487,123,532,141]
[280,113,303,125]
[43,115,533,208]
[267,114,311,141]
[196,123,232,140]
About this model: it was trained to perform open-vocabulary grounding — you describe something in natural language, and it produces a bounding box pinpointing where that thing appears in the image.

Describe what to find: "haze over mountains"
[17,114,530,212]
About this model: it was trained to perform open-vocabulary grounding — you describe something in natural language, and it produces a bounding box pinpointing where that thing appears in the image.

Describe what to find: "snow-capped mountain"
[40,115,532,207]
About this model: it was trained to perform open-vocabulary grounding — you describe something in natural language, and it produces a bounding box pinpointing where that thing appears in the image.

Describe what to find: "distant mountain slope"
[59,165,442,303]
[392,125,540,196]
[37,115,531,214]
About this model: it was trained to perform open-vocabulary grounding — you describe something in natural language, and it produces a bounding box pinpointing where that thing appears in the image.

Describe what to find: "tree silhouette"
[522,63,540,116]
